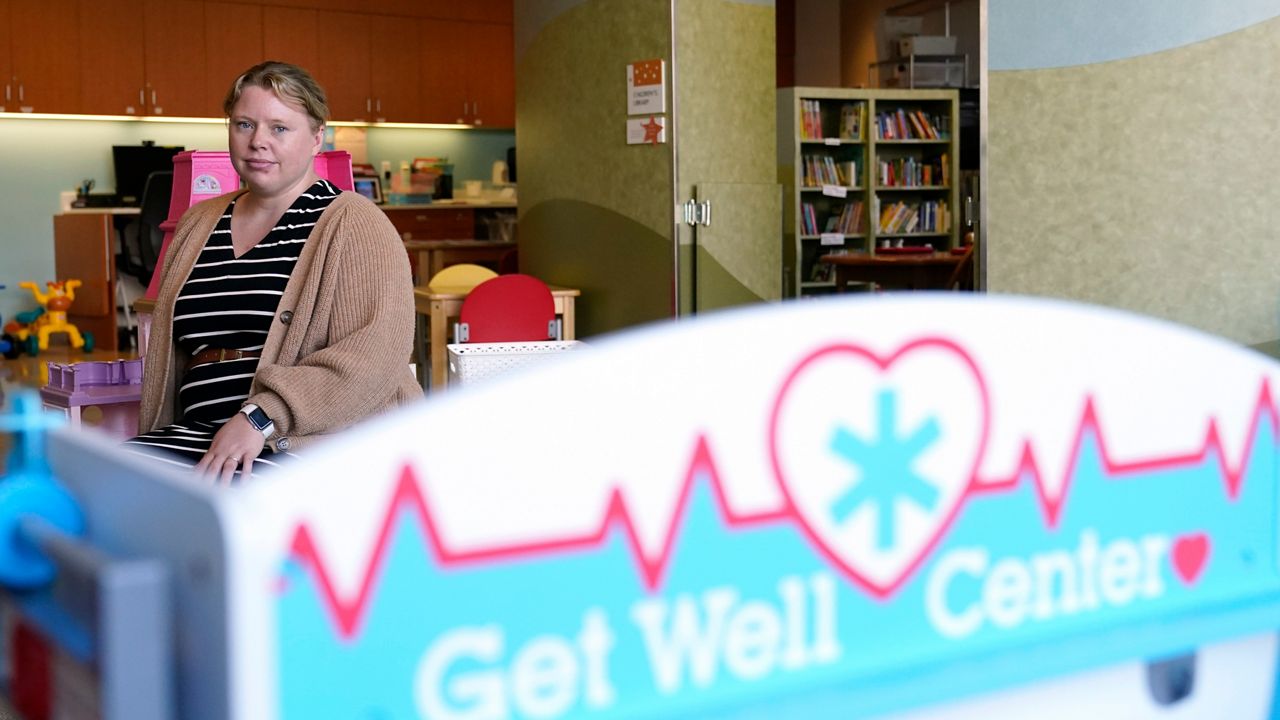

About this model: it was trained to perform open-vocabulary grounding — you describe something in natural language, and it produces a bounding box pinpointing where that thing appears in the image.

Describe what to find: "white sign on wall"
[627,58,666,115]
[627,116,667,145]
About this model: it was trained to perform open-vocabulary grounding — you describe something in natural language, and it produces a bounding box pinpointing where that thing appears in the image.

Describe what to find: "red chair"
[456,274,558,343]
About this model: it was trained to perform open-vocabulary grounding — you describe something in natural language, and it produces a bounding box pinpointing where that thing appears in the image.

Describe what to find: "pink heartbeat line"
[283,379,1276,640]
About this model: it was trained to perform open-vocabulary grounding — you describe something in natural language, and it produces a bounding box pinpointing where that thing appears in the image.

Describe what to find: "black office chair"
[118,171,173,287]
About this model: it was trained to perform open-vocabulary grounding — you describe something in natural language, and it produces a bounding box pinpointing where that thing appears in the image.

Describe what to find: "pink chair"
[455,274,558,343]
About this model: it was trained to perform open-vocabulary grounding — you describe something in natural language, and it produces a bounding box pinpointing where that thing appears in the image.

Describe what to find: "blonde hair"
[223,61,329,131]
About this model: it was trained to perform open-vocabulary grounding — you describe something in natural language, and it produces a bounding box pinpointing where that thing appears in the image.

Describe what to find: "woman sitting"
[126,61,420,483]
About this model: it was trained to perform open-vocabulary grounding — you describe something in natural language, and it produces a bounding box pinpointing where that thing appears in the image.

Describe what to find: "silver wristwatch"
[239,403,276,440]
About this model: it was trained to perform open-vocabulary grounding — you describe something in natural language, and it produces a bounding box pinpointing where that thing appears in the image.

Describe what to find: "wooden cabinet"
[467,22,513,128]
[0,0,11,113]
[314,11,370,121]
[262,6,318,72]
[419,19,513,128]
[450,0,513,24]
[382,207,476,241]
[5,0,514,125]
[79,0,146,115]
[53,213,119,353]
[78,0,208,117]
[143,0,208,117]
[205,1,263,111]
[6,0,81,113]
[369,14,420,122]
[315,11,421,122]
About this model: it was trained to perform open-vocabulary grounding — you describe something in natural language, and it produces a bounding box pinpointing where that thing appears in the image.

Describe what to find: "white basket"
[446,341,584,386]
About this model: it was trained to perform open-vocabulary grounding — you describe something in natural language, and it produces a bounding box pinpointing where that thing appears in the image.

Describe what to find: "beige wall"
[988,16,1280,343]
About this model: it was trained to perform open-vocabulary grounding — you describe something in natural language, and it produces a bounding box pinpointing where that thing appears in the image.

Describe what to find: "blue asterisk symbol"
[829,388,941,550]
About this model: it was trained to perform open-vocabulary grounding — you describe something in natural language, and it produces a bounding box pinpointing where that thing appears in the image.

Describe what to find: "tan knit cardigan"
[138,189,422,453]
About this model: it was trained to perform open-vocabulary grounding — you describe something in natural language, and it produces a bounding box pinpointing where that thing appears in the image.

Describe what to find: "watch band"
[240,403,276,440]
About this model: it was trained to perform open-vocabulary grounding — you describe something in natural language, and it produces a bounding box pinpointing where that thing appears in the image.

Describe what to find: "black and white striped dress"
[125,180,340,474]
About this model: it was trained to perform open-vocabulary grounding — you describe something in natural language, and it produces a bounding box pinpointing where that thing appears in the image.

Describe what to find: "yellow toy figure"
[17,280,91,354]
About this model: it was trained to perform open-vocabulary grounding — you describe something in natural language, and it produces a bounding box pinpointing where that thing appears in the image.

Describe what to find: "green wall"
[515,0,676,337]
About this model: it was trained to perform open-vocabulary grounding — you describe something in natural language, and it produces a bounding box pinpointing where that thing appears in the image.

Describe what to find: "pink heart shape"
[769,338,990,599]
[1171,533,1210,585]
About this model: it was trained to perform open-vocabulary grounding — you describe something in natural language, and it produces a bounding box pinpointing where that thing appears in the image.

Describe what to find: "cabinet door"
[53,214,118,352]
[10,0,81,112]
[262,6,317,72]
[452,0,513,24]
[79,0,146,115]
[205,1,262,114]
[419,18,469,124]
[314,11,371,121]
[467,22,514,128]
[143,0,208,117]
[370,15,419,122]
[0,0,12,113]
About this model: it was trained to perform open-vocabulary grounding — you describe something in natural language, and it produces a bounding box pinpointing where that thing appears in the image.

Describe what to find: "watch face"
[246,407,271,431]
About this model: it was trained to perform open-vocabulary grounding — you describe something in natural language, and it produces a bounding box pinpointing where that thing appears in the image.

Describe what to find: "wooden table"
[821,251,964,292]
[402,239,517,284]
[413,284,580,390]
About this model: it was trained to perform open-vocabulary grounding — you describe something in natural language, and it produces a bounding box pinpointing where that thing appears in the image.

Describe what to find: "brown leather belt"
[186,348,262,371]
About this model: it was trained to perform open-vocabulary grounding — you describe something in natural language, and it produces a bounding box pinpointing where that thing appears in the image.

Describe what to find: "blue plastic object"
[0,391,84,587]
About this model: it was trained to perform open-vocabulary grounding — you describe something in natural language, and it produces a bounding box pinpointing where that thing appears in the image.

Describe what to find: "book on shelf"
[876,109,948,141]
[803,156,861,188]
[877,199,950,234]
[839,103,865,140]
[810,261,833,283]
[801,202,818,235]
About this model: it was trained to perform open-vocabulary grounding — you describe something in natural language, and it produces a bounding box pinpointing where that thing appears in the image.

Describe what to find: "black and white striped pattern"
[125,180,340,475]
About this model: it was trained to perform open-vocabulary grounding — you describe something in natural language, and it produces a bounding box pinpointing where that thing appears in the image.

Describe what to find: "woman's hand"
[195,413,266,484]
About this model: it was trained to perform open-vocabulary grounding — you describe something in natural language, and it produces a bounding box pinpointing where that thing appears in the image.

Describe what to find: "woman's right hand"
[194,413,267,484]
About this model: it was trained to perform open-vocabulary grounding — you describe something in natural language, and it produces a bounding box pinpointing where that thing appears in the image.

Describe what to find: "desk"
[821,251,963,292]
[402,239,517,284]
[414,284,580,390]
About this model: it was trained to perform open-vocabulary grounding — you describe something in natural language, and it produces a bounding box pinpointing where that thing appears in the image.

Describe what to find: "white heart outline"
[768,337,991,598]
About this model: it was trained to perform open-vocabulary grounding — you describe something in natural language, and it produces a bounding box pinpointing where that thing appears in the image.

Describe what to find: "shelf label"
[627,59,666,115]
[819,233,844,246]
[821,185,847,198]
[823,138,841,146]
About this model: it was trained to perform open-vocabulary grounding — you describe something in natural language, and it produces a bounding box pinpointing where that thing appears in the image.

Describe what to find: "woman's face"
[228,85,323,201]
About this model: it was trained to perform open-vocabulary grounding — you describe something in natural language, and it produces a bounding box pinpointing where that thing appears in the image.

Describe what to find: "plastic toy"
[0,283,9,358]
[11,281,94,357]
[39,359,143,439]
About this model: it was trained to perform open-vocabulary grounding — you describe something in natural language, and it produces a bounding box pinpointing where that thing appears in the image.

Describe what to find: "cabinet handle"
[151,90,157,106]
[18,84,23,102]
[366,97,371,113]
[4,84,9,102]
[139,89,144,105]
[376,98,381,113]
[463,101,469,116]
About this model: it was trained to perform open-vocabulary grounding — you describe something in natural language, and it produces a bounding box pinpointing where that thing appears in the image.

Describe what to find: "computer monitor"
[112,144,183,206]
